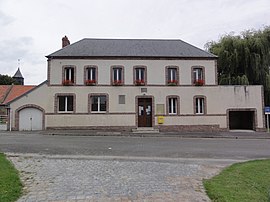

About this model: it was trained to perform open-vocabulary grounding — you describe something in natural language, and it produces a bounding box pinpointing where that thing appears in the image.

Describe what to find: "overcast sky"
[1,0,270,85]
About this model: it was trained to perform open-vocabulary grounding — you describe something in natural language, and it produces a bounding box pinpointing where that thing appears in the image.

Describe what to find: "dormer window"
[134,66,146,86]
[112,66,124,86]
[63,66,75,85]
[192,67,204,86]
[166,66,179,86]
[85,66,97,85]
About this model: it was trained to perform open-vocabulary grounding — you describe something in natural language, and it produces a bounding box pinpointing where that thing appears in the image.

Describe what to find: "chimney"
[62,36,70,48]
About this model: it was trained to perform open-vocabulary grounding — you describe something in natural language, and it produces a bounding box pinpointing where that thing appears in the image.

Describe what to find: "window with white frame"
[85,67,97,85]
[168,97,177,114]
[193,67,204,85]
[91,95,107,112]
[135,67,145,85]
[195,97,205,114]
[58,96,74,112]
[63,67,74,84]
[112,67,123,85]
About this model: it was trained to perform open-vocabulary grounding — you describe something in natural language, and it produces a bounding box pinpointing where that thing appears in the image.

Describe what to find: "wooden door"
[138,98,152,127]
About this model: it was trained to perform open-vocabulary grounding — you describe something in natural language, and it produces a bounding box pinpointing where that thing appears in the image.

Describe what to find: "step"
[132,127,160,133]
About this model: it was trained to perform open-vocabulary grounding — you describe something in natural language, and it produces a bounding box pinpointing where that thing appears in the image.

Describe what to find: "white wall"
[9,83,264,130]
[49,59,217,86]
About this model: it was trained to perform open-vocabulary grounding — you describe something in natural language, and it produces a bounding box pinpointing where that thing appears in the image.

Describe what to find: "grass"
[0,153,22,202]
[203,159,270,202]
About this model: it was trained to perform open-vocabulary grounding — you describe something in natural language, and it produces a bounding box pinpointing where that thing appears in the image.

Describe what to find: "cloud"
[0,37,33,61]
[0,10,13,26]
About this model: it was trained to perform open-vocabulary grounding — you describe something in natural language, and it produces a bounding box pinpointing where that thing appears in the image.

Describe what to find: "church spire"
[13,62,24,85]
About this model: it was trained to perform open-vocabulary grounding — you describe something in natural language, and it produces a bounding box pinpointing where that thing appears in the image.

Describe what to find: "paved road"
[1,132,270,201]
[0,132,270,160]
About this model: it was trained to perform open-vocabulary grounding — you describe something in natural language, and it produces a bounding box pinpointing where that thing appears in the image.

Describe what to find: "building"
[13,68,24,85]
[6,37,265,131]
[0,85,35,129]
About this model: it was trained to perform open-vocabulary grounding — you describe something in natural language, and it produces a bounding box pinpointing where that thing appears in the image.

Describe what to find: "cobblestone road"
[8,154,233,202]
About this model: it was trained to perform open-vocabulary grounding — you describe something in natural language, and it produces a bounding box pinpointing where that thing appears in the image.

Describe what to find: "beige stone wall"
[49,59,217,86]
[9,82,264,130]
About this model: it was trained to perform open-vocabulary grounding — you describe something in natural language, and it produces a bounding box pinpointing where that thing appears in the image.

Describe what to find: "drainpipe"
[6,106,11,131]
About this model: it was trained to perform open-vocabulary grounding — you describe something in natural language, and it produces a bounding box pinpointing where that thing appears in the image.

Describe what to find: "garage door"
[19,108,43,131]
[229,111,255,130]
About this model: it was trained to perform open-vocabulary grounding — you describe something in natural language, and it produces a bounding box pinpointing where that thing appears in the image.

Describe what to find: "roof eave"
[46,55,218,60]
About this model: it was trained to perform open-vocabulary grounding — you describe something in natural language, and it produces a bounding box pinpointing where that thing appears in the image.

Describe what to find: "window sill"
[90,111,107,114]
[168,113,178,116]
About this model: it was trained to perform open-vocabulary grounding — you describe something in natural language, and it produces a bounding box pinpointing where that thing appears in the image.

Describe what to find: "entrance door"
[138,98,152,127]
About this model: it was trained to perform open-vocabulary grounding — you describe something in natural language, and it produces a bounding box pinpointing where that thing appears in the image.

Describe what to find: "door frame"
[136,95,155,127]
[15,104,45,131]
[226,108,257,131]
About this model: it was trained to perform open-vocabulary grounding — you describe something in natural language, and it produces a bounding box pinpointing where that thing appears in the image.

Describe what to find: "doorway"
[228,110,255,130]
[138,98,152,127]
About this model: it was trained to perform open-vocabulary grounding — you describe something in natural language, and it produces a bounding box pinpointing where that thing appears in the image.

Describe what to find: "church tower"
[13,68,24,85]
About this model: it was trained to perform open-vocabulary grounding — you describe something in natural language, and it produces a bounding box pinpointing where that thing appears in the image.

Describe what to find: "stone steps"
[132,127,160,134]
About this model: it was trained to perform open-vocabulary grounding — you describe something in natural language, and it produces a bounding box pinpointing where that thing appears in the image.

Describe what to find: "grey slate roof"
[13,68,23,78]
[47,38,217,58]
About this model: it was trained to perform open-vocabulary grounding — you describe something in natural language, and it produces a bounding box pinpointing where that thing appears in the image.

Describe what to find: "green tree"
[0,74,18,85]
[205,26,270,105]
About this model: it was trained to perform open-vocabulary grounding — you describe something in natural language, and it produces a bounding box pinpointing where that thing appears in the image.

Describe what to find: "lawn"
[0,153,22,202]
[203,159,270,202]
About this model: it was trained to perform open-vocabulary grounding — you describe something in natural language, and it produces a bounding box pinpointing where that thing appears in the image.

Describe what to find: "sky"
[0,0,270,85]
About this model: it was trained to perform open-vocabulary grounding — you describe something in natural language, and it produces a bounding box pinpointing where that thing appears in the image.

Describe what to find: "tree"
[0,74,18,85]
[205,26,270,105]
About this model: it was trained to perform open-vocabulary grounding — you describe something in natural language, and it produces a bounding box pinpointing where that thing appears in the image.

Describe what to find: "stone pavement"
[7,153,238,202]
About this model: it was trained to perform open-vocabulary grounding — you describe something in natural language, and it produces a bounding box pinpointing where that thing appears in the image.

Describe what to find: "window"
[193,67,204,86]
[134,67,146,85]
[168,98,177,114]
[167,96,179,115]
[63,67,75,85]
[166,66,179,85]
[58,96,74,112]
[112,66,124,85]
[85,66,97,85]
[90,95,107,112]
[195,97,205,114]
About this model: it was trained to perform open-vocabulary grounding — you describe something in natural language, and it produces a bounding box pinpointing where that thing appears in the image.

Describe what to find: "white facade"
[8,57,265,132]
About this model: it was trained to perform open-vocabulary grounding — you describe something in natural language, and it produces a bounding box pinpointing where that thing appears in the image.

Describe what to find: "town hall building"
[6,36,265,132]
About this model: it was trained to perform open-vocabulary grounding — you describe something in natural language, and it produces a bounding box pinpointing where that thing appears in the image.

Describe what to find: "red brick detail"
[88,93,109,113]
[165,66,179,86]
[54,93,76,113]
[166,95,180,116]
[135,95,155,127]
[226,108,258,131]
[111,65,124,85]
[84,65,98,85]
[133,66,147,86]
[193,95,207,115]
[46,126,135,132]
[62,65,76,85]
[158,125,222,132]
[14,104,45,131]
[191,66,205,86]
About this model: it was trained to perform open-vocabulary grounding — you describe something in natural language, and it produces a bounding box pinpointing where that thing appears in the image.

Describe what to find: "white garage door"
[19,108,43,131]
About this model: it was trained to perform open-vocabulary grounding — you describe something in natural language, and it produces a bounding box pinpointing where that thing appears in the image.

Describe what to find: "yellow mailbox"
[158,116,164,124]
